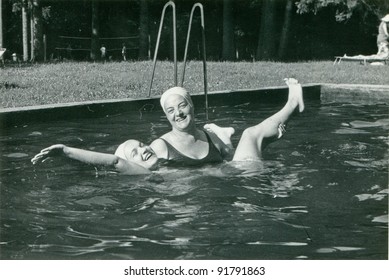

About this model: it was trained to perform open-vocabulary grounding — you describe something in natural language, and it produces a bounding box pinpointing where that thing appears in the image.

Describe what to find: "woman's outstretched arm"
[31,144,151,175]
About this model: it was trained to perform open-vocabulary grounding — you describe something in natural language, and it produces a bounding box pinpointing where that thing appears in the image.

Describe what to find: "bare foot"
[284,78,304,112]
[204,123,235,146]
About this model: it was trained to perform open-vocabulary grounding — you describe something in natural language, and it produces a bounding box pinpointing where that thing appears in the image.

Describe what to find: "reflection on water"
[0,101,387,260]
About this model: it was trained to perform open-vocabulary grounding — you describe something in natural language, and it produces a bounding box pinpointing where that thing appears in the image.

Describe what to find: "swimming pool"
[0,98,387,259]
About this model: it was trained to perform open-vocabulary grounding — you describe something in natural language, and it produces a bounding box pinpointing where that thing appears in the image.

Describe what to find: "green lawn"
[1,60,389,108]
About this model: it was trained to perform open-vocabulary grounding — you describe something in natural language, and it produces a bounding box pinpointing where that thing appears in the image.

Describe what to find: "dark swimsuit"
[159,130,223,166]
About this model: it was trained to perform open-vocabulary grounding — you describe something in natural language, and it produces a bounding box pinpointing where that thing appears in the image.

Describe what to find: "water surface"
[0,100,387,259]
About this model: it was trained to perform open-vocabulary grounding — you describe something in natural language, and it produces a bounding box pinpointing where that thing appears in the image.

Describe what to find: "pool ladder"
[148,1,209,120]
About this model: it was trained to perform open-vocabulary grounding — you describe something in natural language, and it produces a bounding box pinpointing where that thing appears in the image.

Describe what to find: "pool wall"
[321,84,389,104]
[0,83,388,129]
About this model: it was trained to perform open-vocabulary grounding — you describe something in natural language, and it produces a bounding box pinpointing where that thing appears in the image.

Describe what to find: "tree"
[222,0,235,60]
[30,0,43,61]
[22,0,28,61]
[139,0,149,60]
[278,0,293,59]
[296,0,389,21]
[10,0,43,61]
[256,0,278,60]
[90,0,99,60]
[0,0,3,48]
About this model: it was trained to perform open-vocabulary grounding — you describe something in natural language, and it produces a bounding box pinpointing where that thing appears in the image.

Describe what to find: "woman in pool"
[31,139,158,175]
[32,78,304,174]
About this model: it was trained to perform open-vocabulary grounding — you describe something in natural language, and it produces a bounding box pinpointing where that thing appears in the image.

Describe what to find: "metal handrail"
[148,1,177,97]
[181,3,209,120]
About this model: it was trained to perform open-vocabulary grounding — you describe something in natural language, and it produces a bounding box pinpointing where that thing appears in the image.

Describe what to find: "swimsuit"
[159,130,223,166]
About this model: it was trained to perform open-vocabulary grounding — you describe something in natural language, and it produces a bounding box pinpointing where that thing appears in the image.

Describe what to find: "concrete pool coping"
[0,83,388,128]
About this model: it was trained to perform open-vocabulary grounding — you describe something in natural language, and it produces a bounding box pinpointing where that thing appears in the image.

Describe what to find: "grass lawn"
[1,60,389,108]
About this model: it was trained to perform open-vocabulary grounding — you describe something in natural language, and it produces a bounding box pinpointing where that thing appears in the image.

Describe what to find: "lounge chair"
[334,54,389,65]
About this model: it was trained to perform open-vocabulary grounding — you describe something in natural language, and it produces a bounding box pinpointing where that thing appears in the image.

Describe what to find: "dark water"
[0,101,387,260]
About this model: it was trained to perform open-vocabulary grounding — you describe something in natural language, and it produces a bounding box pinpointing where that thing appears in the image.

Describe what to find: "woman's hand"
[31,144,66,164]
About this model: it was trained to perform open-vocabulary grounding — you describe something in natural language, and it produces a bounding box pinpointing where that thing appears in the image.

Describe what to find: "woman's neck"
[171,125,202,140]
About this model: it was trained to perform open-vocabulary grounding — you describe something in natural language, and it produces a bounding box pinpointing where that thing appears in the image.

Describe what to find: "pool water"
[0,100,387,259]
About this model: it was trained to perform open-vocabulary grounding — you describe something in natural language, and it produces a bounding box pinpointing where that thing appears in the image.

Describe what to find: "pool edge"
[1,83,388,128]
[320,83,389,104]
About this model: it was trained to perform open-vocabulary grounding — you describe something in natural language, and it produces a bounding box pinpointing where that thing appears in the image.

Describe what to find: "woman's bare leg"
[232,78,304,161]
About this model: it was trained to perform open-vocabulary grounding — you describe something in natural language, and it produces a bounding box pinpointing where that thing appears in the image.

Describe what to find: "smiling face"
[163,94,195,131]
[125,140,159,170]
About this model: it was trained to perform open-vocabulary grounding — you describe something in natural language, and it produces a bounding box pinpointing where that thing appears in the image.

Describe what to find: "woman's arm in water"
[31,144,151,175]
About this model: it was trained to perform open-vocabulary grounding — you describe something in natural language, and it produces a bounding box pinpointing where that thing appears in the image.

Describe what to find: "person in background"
[343,41,389,60]
[100,44,106,61]
[377,14,389,48]
[122,43,127,61]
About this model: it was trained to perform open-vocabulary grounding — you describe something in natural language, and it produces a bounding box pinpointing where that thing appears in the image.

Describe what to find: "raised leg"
[232,78,304,161]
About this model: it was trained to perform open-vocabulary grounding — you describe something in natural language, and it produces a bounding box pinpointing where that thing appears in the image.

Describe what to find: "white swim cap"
[160,87,193,113]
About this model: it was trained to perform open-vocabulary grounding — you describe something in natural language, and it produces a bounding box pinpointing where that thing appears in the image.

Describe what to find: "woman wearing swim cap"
[150,87,233,166]
[151,78,304,164]
[31,139,158,175]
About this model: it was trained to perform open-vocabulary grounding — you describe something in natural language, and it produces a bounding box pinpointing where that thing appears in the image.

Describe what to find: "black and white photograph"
[0,0,388,277]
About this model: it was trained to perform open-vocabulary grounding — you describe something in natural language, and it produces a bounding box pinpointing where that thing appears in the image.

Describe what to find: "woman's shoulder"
[158,131,174,141]
[150,137,169,159]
